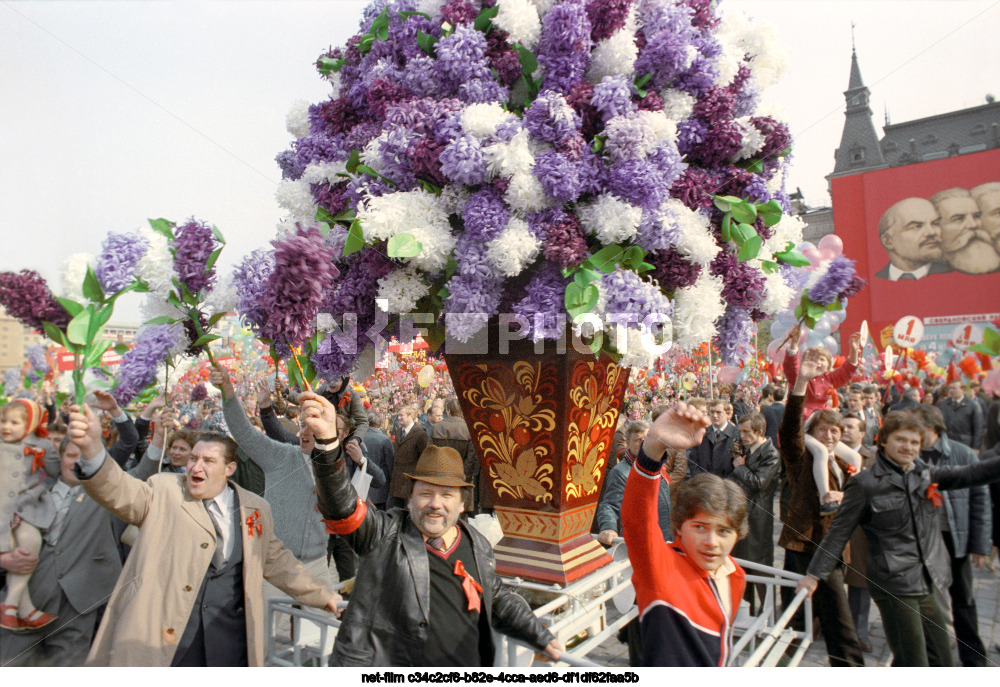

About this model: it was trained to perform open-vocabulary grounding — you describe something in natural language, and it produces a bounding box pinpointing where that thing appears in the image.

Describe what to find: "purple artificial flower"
[587,0,631,41]
[233,249,276,334]
[649,248,701,292]
[191,382,208,402]
[710,251,766,310]
[513,264,570,341]
[0,270,71,330]
[689,119,742,167]
[809,256,858,306]
[692,86,736,122]
[633,29,692,92]
[441,0,479,26]
[599,270,673,324]
[435,25,491,86]
[670,167,717,212]
[407,138,448,187]
[636,208,679,252]
[713,305,754,366]
[112,324,182,404]
[752,116,792,159]
[537,209,589,270]
[524,92,582,145]
[533,148,586,204]
[261,226,339,353]
[591,76,634,121]
[172,219,219,295]
[95,231,149,294]
[462,186,510,242]
[536,2,592,92]
[26,344,49,375]
[606,159,669,209]
[439,134,487,186]
[443,272,503,341]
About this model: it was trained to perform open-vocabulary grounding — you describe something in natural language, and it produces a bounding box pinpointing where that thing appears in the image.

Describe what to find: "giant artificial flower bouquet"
[274,0,827,376]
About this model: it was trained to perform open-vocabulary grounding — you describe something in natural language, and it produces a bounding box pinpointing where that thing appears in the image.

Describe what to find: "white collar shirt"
[205,485,237,562]
[888,263,930,281]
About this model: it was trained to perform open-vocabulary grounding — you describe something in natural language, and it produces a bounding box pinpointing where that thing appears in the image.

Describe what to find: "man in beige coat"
[66,404,341,666]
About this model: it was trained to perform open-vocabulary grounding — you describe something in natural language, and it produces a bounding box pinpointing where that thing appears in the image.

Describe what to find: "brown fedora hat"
[404,445,473,488]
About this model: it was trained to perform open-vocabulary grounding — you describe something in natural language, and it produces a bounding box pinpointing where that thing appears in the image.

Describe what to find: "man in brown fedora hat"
[299,391,562,667]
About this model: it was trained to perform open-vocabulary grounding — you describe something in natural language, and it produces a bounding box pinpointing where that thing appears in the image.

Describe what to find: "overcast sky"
[2,0,998,323]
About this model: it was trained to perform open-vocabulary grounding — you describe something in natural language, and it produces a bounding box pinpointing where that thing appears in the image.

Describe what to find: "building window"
[971,124,986,136]
[959,144,987,154]
[921,133,937,145]
[883,140,897,151]
[851,148,865,162]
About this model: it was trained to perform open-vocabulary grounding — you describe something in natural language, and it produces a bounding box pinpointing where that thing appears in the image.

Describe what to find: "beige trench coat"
[81,457,334,666]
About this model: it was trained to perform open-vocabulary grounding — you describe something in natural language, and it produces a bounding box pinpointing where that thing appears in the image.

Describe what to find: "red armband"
[324,498,368,535]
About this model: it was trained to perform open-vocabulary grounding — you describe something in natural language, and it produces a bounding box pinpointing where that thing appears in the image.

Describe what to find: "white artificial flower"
[484,128,536,178]
[587,9,638,82]
[461,103,516,139]
[504,170,551,213]
[716,8,787,89]
[711,32,745,88]
[764,213,804,255]
[766,162,788,195]
[361,134,390,176]
[203,273,238,316]
[672,273,726,351]
[526,0,557,19]
[604,110,677,162]
[140,294,186,326]
[357,190,456,272]
[301,160,349,185]
[659,88,696,122]
[376,270,430,314]
[59,253,93,303]
[285,99,312,138]
[136,227,175,296]
[669,200,720,267]
[639,110,678,145]
[732,116,766,160]
[416,0,448,20]
[494,0,541,51]
[577,194,643,245]
[486,217,540,277]
[760,269,796,317]
[316,312,335,333]
[275,179,317,222]
[439,185,470,216]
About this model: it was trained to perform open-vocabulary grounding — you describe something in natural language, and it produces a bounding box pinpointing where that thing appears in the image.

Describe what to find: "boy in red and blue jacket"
[622,403,748,667]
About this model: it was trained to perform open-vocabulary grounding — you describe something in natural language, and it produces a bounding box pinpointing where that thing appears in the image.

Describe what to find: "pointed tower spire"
[828,41,886,182]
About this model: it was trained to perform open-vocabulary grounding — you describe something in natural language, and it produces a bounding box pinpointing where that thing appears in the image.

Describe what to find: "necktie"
[899,273,916,280]
[426,536,446,552]
[47,488,75,546]
[205,501,227,569]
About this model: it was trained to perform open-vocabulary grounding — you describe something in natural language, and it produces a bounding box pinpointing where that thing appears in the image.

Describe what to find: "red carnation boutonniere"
[246,510,262,537]
[926,483,944,509]
[25,445,46,474]
[845,464,858,476]
[337,394,350,409]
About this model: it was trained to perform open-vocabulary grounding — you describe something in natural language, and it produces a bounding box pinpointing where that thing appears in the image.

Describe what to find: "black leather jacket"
[808,450,1000,595]
[312,449,555,667]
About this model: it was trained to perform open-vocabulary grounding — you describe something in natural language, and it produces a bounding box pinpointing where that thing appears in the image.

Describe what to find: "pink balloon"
[717,366,740,384]
[983,369,1000,396]
[818,234,844,258]
[801,247,822,267]
[766,340,786,363]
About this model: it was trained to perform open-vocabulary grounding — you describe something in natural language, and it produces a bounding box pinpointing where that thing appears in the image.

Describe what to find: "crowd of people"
[1,334,1000,668]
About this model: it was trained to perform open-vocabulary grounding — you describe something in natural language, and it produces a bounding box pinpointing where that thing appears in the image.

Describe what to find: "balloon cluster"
[767,234,850,361]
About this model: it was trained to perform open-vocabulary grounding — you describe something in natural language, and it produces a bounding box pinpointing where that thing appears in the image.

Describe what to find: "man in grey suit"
[363,413,395,510]
[0,437,122,666]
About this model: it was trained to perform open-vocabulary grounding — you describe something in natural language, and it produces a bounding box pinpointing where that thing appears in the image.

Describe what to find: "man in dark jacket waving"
[300,391,562,667]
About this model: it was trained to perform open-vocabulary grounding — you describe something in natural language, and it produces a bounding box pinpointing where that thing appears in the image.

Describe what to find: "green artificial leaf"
[794,303,805,320]
[757,200,783,227]
[737,235,762,262]
[730,201,757,225]
[591,135,606,154]
[424,323,447,353]
[387,233,423,258]
[399,10,432,20]
[474,5,499,31]
[82,266,104,303]
[376,23,389,41]
[356,164,378,178]
[65,307,94,346]
[805,300,825,321]
[736,158,764,174]
[636,262,655,273]
[760,260,778,274]
[359,34,376,54]
[331,208,356,224]
[316,206,336,223]
[148,218,174,238]
[735,223,757,244]
[713,196,732,213]
[83,340,112,369]
[573,267,600,288]
[41,321,70,349]
[437,286,450,300]
[346,150,362,175]
[145,315,176,325]
[775,248,810,267]
[589,335,603,357]
[564,282,599,319]
[778,146,792,158]
[418,179,442,194]
[634,73,653,89]
[417,30,438,56]
[622,246,644,268]
[515,44,538,75]
[91,304,114,339]
[317,222,331,238]
[205,246,223,272]
[982,326,1000,351]
[167,291,183,308]
[587,245,624,273]
[193,334,220,347]
[318,57,344,75]
[207,312,226,328]
[561,266,575,278]
[343,219,366,257]
[55,297,84,318]
[114,343,130,355]
[720,214,733,243]
[968,343,1000,356]
[211,224,226,245]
